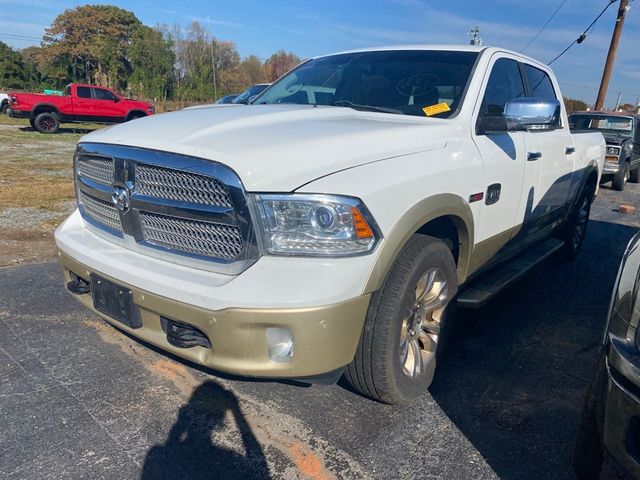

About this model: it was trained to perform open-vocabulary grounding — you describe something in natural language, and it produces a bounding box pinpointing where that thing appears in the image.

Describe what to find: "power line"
[0,33,42,41]
[548,0,618,65]
[559,81,640,98]
[520,0,568,52]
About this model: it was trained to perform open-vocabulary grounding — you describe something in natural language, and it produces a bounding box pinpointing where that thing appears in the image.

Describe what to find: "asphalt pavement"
[1,181,638,480]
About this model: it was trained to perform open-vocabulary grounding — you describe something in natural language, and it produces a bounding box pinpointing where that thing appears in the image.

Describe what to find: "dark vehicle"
[232,83,271,104]
[574,232,640,480]
[569,111,640,191]
[216,94,239,104]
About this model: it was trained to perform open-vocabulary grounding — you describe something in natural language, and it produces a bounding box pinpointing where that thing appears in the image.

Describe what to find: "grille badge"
[111,187,130,212]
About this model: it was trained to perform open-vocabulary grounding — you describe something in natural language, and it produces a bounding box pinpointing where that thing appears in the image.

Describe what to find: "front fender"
[363,193,474,292]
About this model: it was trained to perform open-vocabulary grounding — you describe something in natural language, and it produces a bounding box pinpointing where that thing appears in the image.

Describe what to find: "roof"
[310,44,549,70]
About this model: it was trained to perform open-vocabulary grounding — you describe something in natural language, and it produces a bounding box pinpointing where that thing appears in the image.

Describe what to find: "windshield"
[569,114,634,136]
[254,50,479,118]
[233,84,270,104]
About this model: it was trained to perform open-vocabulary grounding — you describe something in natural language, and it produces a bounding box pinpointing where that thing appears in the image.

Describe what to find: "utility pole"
[595,0,630,110]
[468,26,482,46]
[615,91,622,111]
[207,16,218,102]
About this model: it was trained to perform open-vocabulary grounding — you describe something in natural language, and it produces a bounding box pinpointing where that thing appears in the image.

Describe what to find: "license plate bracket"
[90,274,142,329]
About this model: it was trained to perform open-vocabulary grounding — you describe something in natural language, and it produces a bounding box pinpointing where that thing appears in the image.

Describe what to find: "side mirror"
[114,97,120,103]
[504,98,561,131]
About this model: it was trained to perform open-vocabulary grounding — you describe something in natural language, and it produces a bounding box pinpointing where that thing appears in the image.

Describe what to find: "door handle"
[527,151,542,161]
[565,146,576,155]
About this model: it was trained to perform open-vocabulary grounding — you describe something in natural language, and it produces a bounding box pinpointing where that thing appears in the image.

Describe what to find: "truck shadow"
[429,219,639,480]
[140,380,271,480]
[19,126,99,135]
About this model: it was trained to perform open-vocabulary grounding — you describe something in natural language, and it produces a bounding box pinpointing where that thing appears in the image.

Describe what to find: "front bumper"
[603,158,621,174]
[55,211,374,379]
[602,338,640,478]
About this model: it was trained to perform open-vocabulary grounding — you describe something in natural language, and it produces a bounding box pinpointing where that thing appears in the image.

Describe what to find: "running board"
[457,238,564,309]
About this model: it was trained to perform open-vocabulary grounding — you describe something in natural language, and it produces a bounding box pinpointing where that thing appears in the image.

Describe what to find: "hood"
[602,133,631,146]
[82,104,449,191]
[126,98,153,109]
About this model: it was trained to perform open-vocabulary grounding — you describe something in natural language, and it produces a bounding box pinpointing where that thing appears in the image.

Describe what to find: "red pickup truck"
[8,83,155,133]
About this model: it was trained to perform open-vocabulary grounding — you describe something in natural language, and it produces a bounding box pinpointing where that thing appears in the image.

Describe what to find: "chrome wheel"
[572,196,589,250]
[399,267,450,378]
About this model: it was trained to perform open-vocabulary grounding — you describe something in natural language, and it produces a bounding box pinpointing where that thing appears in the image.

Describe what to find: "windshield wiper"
[331,100,402,115]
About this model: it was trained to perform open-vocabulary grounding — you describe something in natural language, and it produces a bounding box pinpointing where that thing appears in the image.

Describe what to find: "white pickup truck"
[0,93,9,114]
[55,45,605,404]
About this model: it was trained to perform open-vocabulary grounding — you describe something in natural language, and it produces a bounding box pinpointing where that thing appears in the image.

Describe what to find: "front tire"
[34,112,59,134]
[0,101,7,114]
[612,163,629,191]
[344,235,457,405]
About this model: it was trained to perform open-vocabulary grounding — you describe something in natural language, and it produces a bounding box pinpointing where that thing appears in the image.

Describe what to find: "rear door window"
[76,86,91,99]
[523,64,557,101]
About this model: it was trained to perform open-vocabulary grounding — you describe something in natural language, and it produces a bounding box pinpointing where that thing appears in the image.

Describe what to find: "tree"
[617,103,638,113]
[128,25,175,100]
[172,22,245,101]
[39,5,141,89]
[264,50,301,82]
[564,97,589,113]
[240,55,267,85]
[0,41,28,89]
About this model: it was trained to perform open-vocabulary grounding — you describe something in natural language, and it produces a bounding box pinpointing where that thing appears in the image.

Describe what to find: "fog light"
[266,327,294,363]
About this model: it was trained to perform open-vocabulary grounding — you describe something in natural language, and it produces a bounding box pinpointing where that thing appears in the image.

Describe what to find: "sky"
[1,0,640,107]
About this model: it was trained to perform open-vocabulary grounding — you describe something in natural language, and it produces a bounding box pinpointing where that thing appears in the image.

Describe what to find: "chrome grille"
[80,192,122,233]
[140,211,243,260]
[74,143,258,274]
[77,155,114,186]
[135,164,233,208]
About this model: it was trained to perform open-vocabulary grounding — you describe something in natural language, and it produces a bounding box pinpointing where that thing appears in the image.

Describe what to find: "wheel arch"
[363,193,474,293]
[126,110,147,121]
[32,103,60,118]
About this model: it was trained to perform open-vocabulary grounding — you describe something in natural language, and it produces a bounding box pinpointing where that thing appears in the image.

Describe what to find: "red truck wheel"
[34,112,59,134]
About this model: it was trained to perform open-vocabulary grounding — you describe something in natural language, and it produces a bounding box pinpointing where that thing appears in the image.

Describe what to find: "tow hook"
[67,273,90,295]
[161,317,212,349]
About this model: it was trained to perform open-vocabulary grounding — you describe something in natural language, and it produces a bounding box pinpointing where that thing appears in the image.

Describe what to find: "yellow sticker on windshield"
[423,102,451,116]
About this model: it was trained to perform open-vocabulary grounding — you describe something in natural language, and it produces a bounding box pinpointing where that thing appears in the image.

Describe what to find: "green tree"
[240,55,267,85]
[0,41,28,89]
[173,22,244,101]
[39,5,141,89]
[128,25,175,100]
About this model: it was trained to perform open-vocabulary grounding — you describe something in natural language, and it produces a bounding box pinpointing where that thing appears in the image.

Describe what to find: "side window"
[523,64,557,101]
[477,58,525,132]
[92,88,116,101]
[76,86,91,99]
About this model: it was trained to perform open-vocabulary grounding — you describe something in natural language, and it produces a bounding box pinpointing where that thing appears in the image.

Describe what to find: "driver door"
[90,87,122,120]
[471,56,529,269]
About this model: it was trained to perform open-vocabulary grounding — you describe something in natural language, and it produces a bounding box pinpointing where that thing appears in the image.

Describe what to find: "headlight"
[253,194,381,256]
[607,146,621,156]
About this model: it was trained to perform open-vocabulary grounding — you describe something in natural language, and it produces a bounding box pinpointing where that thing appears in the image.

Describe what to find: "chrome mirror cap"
[504,98,561,131]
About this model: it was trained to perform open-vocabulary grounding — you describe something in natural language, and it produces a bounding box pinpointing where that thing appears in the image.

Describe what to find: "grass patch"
[0,114,106,265]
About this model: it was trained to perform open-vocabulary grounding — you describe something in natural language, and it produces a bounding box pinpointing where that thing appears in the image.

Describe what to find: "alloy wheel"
[399,267,449,378]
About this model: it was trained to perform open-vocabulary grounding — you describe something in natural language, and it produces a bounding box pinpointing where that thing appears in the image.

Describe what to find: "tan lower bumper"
[59,251,370,379]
